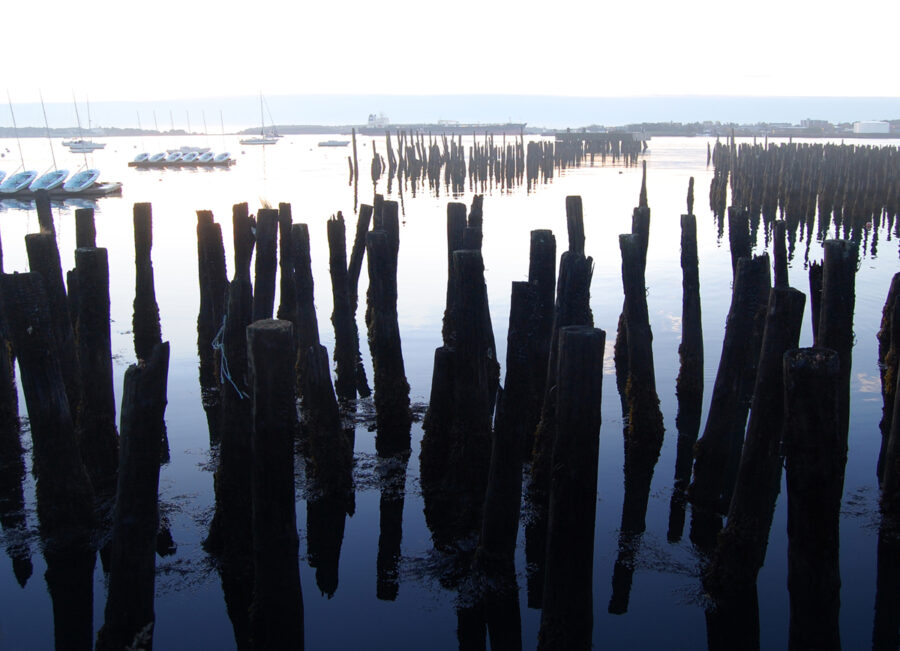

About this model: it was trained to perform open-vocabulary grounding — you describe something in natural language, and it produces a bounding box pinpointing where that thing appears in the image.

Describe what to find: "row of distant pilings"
[347,128,645,203]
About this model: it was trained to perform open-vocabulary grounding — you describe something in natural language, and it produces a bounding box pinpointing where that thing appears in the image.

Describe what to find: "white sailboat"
[240,93,279,145]
[65,95,106,152]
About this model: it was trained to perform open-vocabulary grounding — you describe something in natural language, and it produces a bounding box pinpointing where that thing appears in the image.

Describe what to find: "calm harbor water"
[0,134,896,649]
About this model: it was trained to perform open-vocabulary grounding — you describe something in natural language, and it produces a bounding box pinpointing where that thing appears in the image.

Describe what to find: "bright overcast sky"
[5,0,899,103]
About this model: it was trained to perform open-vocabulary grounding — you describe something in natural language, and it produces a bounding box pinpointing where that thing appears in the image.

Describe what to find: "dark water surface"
[0,135,896,649]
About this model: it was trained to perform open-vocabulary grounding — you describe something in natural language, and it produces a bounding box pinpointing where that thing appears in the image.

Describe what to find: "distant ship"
[356,113,525,136]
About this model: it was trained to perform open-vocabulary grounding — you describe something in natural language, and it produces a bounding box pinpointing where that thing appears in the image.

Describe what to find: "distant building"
[368,113,390,128]
[853,121,889,134]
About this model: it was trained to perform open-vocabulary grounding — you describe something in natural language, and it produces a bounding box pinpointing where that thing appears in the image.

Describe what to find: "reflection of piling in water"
[246,321,304,650]
[1,272,95,548]
[45,546,96,651]
[816,240,858,463]
[704,287,805,597]
[703,584,760,651]
[252,208,279,322]
[873,515,900,651]
[96,341,169,651]
[25,231,81,425]
[669,210,704,541]
[376,456,408,601]
[306,481,350,598]
[366,221,412,454]
[538,326,605,651]
[205,203,254,558]
[74,246,119,492]
[689,255,770,516]
[608,233,664,615]
[879,273,900,486]
[783,347,843,651]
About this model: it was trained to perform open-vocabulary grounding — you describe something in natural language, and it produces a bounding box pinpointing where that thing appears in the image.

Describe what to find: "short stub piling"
[538,326,605,651]
[247,321,304,650]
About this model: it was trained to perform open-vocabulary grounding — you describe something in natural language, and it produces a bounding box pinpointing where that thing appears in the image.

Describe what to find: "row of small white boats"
[129,150,234,167]
[0,168,122,197]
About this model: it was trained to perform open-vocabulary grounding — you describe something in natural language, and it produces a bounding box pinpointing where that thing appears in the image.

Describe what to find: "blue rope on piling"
[211,314,249,400]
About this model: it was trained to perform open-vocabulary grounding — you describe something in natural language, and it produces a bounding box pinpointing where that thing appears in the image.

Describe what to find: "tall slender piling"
[74,247,119,492]
[704,287,806,596]
[816,239,858,462]
[773,220,789,289]
[276,203,296,321]
[132,203,163,362]
[689,255,770,513]
[96,341,170,651]
[252,208,279,322]
[346,204,373,397]
[328,213,360,401]
[0,272,94,548]
[292,224,320,388]
[247,321,304,650]
[366,229,411,454]
[878,273,900,484]
[538,326,605,651]
[783,347,842,651]
[25,232,81,421]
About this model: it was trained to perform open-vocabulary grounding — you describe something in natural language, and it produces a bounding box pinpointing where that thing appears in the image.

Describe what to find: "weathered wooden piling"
[878,273,900,485]
[328,213,361,401]
[204,204,254,558]
[74,246,119,492]
[689,255,770,512]
[252,208,279,322]
[538,326,605,651]
[566,196,585,255]
[75,208,96,248]
[346,204,373,397]
[783,347,842,651]
[815,239,858,461]
[132,203,163,365]
[96,341,169,651]
[196,210,228,391]
[608,234,664,615]
[25,232,81,422]
[704,287,806,597]
[808,261,823,343]
[33,189,54,233]
[365,229,411,454]
[873,512,900,651]
[291,224,320,390]
[727,207,752,277]
[276,203,295,321]
[246,321,304,650]
[0,272,94,548]
[476,282,539,578]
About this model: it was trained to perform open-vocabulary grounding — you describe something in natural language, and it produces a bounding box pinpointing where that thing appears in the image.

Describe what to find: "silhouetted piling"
[376,456,408,601]
[728,207,751,277]
[366,229,411,454]
[328,213,360,401]
[689,255,770,514]
[878,273,900,485]
[25,231,81,422]
[565,196,585,255]
[816,239,858,460]
[704,287,805,597]
[783,347,842,651]
[247,321,304,650]
[538,326,605,651]
[809,261,823,342]
[0,272,94,549]
[75,208,96,248]
[33,189,54,233]
[196,210,228,393]
[74,247,119,492]
[96,341,169,651]
[252,208,279,322]
[291,224,320,393]
[276,203,295,321]
[132,203,162,362]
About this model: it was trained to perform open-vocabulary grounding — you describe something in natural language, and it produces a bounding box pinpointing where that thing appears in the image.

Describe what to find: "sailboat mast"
[7,92,26,171]
[39,91,58,170]
[260,92,265,135]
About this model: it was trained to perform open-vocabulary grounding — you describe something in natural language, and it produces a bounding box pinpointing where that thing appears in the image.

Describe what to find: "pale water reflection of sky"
[3,0,898,102]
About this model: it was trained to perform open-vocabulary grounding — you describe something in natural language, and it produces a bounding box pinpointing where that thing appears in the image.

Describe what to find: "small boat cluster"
[128,146,235,169]
[0,167,122,198]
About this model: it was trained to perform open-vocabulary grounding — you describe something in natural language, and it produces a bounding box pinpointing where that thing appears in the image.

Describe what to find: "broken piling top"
[565,196,585,255]
[639,160,648,209]
[687,177,695,216]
